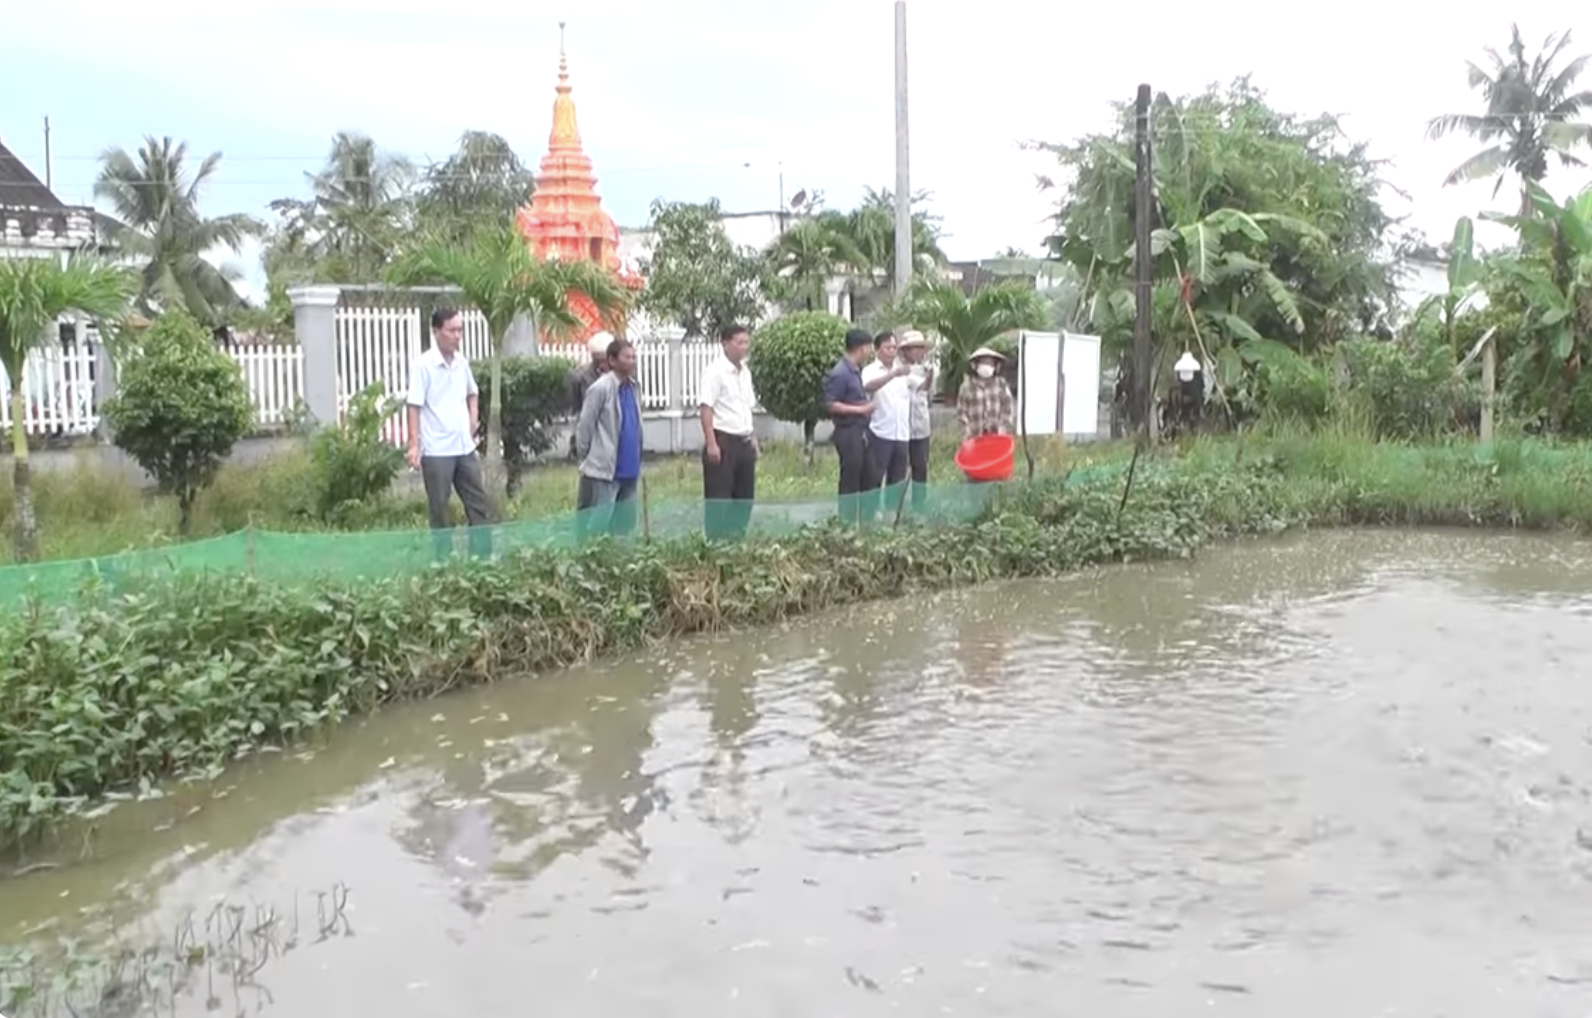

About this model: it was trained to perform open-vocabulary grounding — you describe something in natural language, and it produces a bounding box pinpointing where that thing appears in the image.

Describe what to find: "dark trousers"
[870,436,910,522]
[576,475,638,540]
[907,436,930,512]
[871,437,909,486]
[833,425,876,525]
[420,454,492,559]
[702,430,757,540]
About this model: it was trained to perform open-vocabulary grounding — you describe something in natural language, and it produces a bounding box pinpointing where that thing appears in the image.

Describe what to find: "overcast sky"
[3,0,1589,297]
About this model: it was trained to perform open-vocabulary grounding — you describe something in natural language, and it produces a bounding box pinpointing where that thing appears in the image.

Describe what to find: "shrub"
[308,383,405,523]
[1341,333,1476,439]
[748,311,849,452]
[478,355,574,493]
[1225,338,1332,426]
[101,310,255,534]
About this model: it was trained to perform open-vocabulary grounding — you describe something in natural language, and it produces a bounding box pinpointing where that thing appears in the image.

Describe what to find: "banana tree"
[0,255,136,561]
[1414,216,1484,355]
[763,213,864,311]
[1148,207,1323,404]
[1482,181,1592,427]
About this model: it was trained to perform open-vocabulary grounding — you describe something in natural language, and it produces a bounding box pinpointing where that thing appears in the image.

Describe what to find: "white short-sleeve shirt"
[862,361,912,442]
[697,354,757,436]
[405,346,479,456]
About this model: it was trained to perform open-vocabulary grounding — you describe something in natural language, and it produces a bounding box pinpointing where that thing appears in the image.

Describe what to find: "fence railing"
[230,343,305,428]
[10,288,776,445]
[0,342,100,437]
[321,293,720,447]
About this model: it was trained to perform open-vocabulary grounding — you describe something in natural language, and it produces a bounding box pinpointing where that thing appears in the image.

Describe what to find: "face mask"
[975,363,995,380]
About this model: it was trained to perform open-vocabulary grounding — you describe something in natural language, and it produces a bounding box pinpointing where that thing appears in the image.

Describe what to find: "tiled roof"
[0,139,65,210]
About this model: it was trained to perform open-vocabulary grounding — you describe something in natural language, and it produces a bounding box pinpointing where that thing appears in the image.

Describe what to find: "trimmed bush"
[748,311,849,452]
[101,310,254,534]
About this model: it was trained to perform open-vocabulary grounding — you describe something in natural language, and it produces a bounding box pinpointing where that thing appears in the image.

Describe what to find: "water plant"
[0,883,352,1017]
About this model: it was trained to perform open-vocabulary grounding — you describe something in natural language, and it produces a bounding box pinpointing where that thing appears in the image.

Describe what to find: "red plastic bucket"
[955,434,1015,482]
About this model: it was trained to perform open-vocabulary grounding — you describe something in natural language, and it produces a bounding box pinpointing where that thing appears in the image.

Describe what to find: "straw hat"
[897,329,929,349]
[968,346,1006,363]
[588,331,614,354]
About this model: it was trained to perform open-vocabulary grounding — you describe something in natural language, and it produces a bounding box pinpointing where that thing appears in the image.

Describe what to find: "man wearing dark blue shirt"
[823,328,881,524]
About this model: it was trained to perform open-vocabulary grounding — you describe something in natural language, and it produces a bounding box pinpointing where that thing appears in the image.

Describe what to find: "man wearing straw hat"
[897,330,934,512]
[957,346,1014,443]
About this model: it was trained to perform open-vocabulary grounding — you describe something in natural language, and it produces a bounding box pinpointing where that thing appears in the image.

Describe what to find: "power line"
[12,109,1591,169]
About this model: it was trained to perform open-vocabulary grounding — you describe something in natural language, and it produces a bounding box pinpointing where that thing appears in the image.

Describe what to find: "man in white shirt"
[405,308,491,556]
[698,323,759,540]
[861,331,913,511]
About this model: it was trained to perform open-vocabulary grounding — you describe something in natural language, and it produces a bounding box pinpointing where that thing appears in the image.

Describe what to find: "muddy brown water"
[4,530,1592,1016]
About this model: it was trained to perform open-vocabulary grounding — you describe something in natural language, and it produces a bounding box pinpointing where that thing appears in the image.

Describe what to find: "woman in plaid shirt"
[957,346,1014,440]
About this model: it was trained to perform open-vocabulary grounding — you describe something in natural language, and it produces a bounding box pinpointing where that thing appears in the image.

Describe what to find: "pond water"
[4,530,1592,1016]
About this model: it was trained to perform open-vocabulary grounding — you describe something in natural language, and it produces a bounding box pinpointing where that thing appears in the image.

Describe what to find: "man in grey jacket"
[574,337,643,538]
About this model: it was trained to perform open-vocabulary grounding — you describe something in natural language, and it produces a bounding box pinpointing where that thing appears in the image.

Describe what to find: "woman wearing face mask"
[956,346,1014,444]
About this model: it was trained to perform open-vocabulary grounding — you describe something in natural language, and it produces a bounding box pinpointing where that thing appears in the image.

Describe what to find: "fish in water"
[439,798,497,917]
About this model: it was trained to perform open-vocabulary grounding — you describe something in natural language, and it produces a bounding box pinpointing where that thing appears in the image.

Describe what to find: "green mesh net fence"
[0,466,1133,607]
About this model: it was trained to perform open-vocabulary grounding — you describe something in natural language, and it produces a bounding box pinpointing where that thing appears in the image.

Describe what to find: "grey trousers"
[420,454,492,557]
[575,474,638,539]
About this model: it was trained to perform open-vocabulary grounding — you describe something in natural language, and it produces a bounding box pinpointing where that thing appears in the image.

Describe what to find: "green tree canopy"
[638,198,776,337]
[1038,77,1398,404]
[413,131,536,247]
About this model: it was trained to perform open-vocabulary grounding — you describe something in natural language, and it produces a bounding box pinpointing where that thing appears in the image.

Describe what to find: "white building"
[1394,254,1488,321]
[0,140,95,261]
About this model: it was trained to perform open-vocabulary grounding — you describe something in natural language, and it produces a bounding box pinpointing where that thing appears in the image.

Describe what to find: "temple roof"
[0,139,66,210]
[516,25,621,253]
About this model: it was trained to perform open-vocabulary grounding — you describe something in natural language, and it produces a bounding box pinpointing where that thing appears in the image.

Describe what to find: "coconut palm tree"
[414,130,535,246]
[267,132,415,285]
[388,224,631,487]
[763,212,863,311]
[308,132,415,281]
[1427,24,1592,213]
[94,136,258,328]
[0,256,136,560]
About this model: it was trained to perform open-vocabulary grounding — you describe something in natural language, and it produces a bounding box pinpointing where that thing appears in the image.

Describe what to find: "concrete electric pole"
[893,1,912,297]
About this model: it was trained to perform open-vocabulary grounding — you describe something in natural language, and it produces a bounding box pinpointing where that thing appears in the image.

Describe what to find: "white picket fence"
[230,343,305,428]
[1,305,727,445]
[333,305,712,447]
[0,343,99,436]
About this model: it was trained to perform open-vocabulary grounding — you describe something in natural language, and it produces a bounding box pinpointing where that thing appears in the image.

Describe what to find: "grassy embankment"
[3,425,1592,848]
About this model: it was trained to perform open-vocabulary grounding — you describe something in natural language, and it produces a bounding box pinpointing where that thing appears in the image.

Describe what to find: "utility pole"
[893,1,912,297]
[43,116,53,190]
[1131,84,1153,446]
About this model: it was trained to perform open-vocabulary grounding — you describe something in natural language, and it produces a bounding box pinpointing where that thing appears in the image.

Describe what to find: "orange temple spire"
[514,23,642,342]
